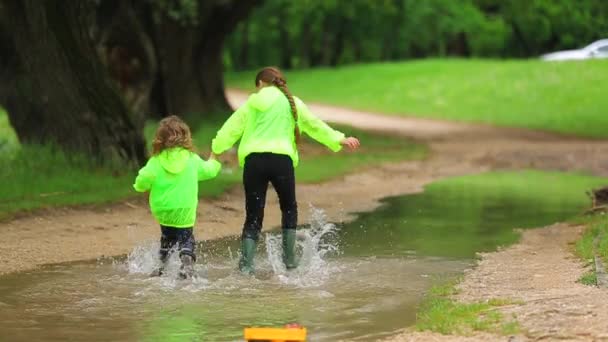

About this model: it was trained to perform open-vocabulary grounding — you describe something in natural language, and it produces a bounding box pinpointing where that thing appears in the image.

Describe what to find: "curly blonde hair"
[152,115,194,155]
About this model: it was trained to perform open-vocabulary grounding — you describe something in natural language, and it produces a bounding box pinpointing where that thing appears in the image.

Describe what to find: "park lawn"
[226,58,608,138]
[0,112,426,220]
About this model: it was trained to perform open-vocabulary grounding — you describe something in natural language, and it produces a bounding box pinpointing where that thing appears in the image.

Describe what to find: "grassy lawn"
[226,59,608,138]
[0,111,425,219]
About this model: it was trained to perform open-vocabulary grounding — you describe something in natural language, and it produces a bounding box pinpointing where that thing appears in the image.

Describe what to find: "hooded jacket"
[211,86,345,167]
[133,148,221,227]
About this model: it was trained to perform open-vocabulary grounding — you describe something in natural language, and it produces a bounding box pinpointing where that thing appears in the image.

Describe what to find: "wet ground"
[0,172,597,341]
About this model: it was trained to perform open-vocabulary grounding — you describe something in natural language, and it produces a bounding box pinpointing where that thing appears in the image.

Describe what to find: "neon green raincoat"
[133,148,221,228]
[212,86,345,167]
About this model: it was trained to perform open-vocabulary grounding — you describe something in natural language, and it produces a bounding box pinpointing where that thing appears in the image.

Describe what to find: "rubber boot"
[282,229,298,270]
[239,238,257,275]
[149,268,164,277]
[150,250,169,277]
[179,254,194,280]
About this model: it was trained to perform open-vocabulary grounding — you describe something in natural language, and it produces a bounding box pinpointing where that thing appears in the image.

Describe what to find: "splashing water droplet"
[264,206,342,287]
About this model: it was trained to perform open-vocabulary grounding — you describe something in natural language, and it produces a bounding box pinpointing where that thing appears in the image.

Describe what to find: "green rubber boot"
[282,229,298,270]
[239,238,257,275]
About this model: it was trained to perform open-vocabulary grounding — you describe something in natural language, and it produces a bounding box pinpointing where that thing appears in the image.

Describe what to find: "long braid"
[273,78,301,142]
[255,66,301,142]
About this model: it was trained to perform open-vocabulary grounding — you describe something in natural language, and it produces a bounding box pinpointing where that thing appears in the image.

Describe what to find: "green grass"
[0,144,137,216]
[578,271,598,286]
[416,279,520,336]
[574,215,608,285]
[0,111,425,219]
[296,125,426,182]
[226,59,608,138]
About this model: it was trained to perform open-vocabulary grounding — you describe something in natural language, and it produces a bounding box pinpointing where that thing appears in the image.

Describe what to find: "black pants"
[242,153,297,241]
[159,225,196,262]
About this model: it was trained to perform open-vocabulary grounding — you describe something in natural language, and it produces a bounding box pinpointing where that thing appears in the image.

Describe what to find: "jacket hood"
[249,86,283,111]
[158,148,190,174]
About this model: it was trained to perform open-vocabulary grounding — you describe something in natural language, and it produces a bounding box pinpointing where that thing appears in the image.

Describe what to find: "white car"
[540,39,608,61]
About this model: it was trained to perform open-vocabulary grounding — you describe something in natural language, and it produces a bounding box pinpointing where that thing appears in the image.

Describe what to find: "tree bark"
[96,0,158,121]
[278,6,292,69]
[153,16,205,122]
[0,0,146,166]
[299,15,314,68]
[238,21,250,70]
[196,0,261,114]
[152,0,261,125]
[329,16,345,67]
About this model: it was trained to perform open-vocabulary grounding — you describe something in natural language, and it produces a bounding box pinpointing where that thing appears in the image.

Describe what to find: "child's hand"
[340,137,360,150]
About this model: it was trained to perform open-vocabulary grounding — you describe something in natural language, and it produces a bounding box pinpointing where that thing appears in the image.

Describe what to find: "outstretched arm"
[196,155,222,181]
[297,98,360,151]
[133,158,157,192]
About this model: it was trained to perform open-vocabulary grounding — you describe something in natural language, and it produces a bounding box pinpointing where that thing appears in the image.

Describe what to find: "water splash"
[121,206,341,289]
[264,206,342,287]
[125,240,161,275]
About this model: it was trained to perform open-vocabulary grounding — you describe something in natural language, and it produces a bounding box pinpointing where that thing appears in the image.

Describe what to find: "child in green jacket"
[134,115,221,279]
[212,67,360,275]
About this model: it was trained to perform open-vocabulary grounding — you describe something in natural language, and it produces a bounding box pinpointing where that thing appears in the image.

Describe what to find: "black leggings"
[242,153,297,241]
[159,226,196,262]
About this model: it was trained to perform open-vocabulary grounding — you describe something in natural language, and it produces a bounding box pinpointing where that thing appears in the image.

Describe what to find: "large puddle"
[0,171,601,341]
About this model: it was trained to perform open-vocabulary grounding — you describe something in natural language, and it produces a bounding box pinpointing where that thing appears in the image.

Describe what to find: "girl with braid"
[212,66,360,275]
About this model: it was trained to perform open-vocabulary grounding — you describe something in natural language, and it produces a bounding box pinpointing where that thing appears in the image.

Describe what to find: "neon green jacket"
[212,86,345,167]
[133,148,221,228]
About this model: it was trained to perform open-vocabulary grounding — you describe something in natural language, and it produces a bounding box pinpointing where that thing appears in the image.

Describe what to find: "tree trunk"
[96,0,157,122]
[329,16,345,67]
[382,0,405,60]
[153,16,206,123]
[278,6,292,69]
[299,15,313,68]
[152,0,261,125]
[508,19,531,57]
[238,21,250,70]
[196,0,261,114]
[196,33,230,118]
[0,0,146,166]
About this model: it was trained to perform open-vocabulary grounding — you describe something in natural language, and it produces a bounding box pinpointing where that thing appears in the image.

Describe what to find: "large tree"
[0,0,261,166]
[150,0,261,125]
[0,0,146,165]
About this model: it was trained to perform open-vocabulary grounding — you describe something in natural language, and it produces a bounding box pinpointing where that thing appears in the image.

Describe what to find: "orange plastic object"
[244,327,307,341]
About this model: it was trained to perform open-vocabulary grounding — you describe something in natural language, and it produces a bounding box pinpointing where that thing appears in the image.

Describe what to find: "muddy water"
[0,172,590,341]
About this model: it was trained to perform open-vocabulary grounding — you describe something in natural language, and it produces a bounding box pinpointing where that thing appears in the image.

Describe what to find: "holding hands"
[340,137,360,150]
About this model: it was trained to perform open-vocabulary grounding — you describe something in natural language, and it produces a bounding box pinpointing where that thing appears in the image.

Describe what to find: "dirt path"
[2,90,608,339]
[386,222,608,342]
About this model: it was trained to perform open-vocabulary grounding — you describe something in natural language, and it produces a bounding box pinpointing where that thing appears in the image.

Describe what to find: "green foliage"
[226,0,608,69]
[227,59,608,138]
[416,280,521,335]
[152,0,199,25]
